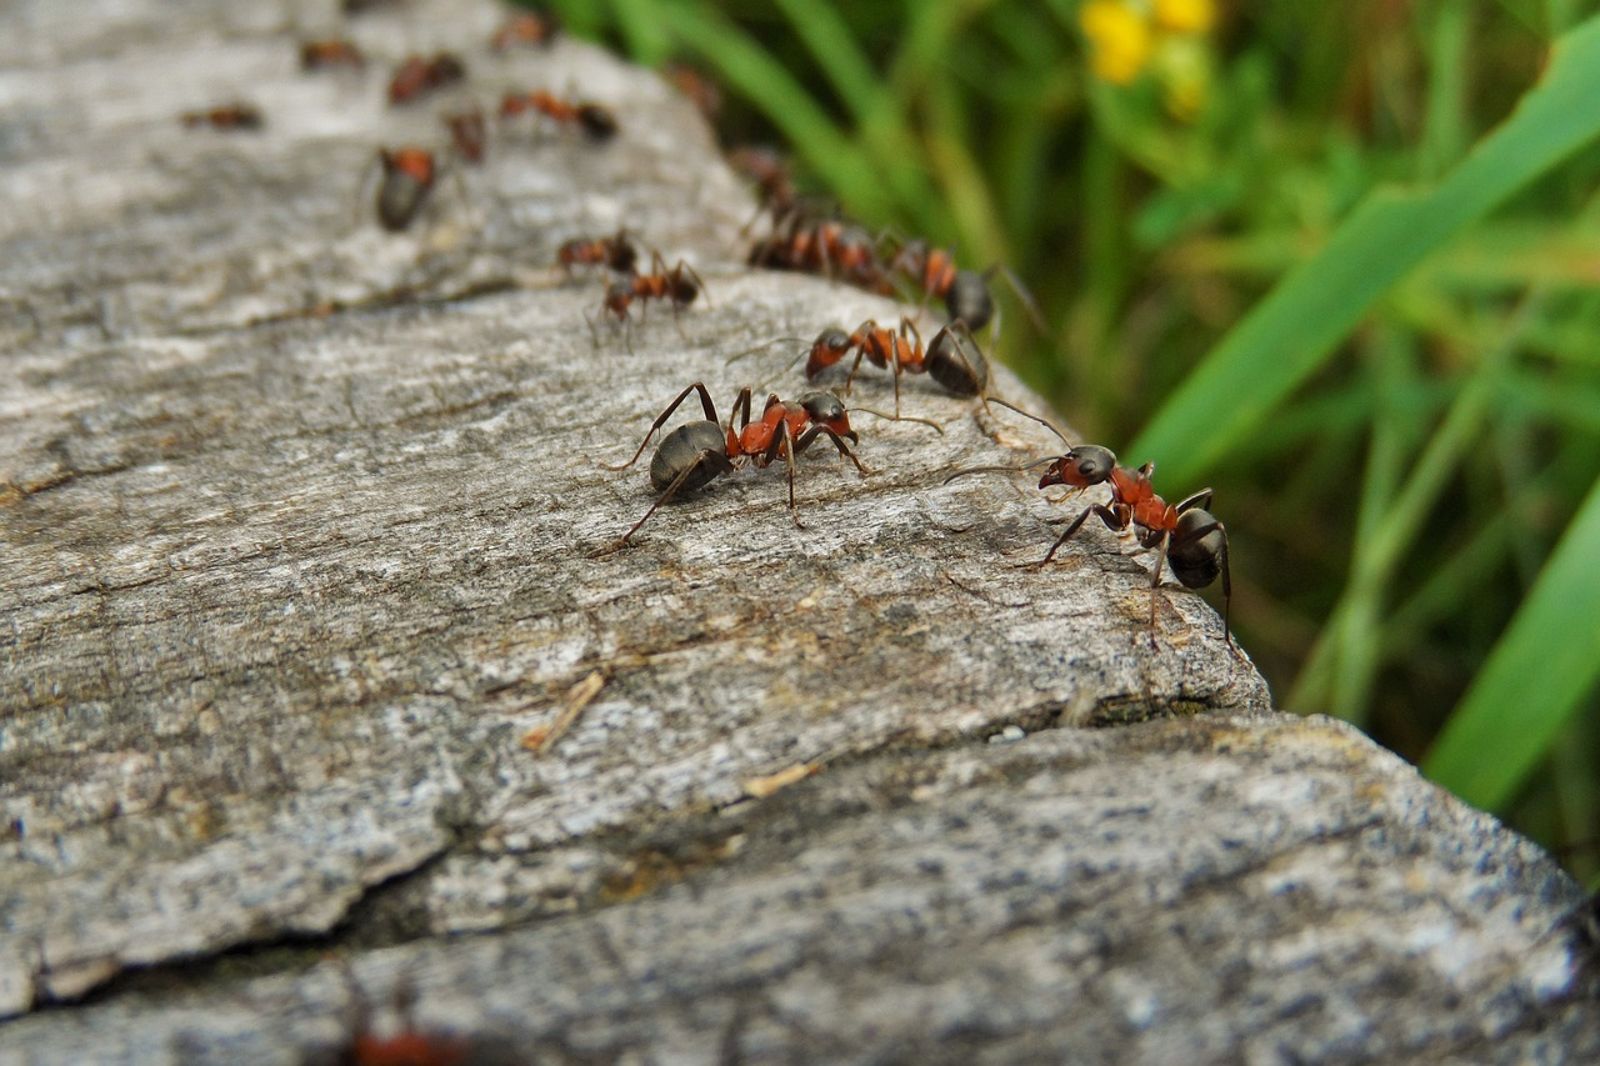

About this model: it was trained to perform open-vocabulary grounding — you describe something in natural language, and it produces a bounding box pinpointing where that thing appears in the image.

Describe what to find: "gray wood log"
[1,1,1594,1062]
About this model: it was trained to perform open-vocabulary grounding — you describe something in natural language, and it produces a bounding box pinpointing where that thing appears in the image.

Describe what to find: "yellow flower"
[1154,0,1217,35]
[1081,0,1155,85]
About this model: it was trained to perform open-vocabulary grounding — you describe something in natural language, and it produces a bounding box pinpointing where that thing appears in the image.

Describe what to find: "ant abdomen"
[649,421,727,493]
[1169,509,1225,589]
[945,269,994,331]
[925,325,990,396]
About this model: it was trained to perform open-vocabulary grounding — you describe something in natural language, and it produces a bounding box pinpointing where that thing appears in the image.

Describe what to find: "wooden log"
[1,1,1594,1061]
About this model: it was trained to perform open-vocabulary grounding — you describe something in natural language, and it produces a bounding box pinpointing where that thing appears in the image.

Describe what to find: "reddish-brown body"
[558,230,636,274]
[500,91,618,140]
[750,217,892,294]
[728,146,797,220]
[346,1030,470,1066]
[895,243,959,301]
[729,397,853,460]
[374,147,439,232]
[180,104,262,130]
[443,108,486,164]
[491,11,560,50]
[300,39,365,70]
[600,254,703,321]
[388,54,466,105]
[664,63,722,117]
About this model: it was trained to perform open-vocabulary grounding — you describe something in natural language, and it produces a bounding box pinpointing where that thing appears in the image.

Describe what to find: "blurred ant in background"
[500,90,618,142]
[946,401,1234,650]
[300,39,365,71]
[558,228,637,275]
[180,104,263,131]
[664,63,723,119]
[388,53,466,106]
[367,147,462,233]
[491,9,561,51]
[443,107,486,165]
[595,252,706,331]
[601,382,870,547]
[727,146,798,232]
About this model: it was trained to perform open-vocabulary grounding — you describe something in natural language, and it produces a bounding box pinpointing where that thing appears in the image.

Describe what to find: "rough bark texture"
[1,1,1595,1063]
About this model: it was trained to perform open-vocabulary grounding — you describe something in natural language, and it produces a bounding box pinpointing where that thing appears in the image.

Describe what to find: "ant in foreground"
[500,91,618,142]
[388,53,466,106]
[180,104,263,131]
[300,39,365,71]
[946,401,1234,649]
[491,9,561,51]
[558,228,637,275]
[888,239,1046,335]
[601,382,870,547]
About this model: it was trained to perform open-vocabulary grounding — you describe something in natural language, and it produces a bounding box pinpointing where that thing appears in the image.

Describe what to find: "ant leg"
[731,386,755,433]
[601,382,720,470]
[1021,504,1118,569]
[1170,515,1236,653]
[793,426,872,477]
[615,449,735,546]
[1175,487,1215,514]
[779,421,803,526]
[1148,531,1170,647]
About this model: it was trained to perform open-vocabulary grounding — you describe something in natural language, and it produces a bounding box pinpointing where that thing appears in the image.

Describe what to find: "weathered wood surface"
[0,1,1595,1062]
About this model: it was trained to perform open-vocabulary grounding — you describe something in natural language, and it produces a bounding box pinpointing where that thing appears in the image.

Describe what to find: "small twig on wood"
[522,670,606,754]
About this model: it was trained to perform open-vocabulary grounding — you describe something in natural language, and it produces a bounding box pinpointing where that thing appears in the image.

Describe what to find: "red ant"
[372,147,438,232]
[664,63,722,119]
[887,239,1046,334]
[311,960,525,1066]
[739,317,990,420]
[597,251,706,323]
[728,146,798,232]
[180,104,263,131]
[947,400,1234,649]
[500,91,618,142]
[388,53,466,106]
[300,39,365,71]
[443,108,486,165]
[558,228,637,275]
[749,214,892,295]
[602,383,870,547]
[491,10,561,50]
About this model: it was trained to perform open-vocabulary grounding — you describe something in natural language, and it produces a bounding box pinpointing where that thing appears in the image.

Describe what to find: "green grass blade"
[609,0,673,65]
[1127,14,1600,486]
[768,0,883,123]
[1422,472,1600,811]
[652,3,891,219]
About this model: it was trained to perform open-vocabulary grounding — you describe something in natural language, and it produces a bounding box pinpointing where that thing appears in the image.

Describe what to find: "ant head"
[1169,508,1226,590]
[1039,445,1115,490]
[798,391,856,441]
[925,325,989,397]
[945,270,993,332]
[578,104,619,141]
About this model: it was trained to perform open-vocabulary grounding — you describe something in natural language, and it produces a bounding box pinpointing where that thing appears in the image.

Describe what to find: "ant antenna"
[982,396,1072,445]
[941,456,1057,484]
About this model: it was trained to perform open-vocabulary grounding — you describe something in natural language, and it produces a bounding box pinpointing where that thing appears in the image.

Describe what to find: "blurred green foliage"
[538,0,1600,884]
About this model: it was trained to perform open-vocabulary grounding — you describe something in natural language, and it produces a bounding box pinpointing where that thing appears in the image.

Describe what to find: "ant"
[602,382,869,547]
[727,146,798,232]
[499,91,618,142]
[887,239,1046,334]
[748,212,891,293]
[372,147,439,232]
[388,53,466,106]
[558,228,637,275]
[180,104,262,131]
[802,317,991,419]
[946,400,1234,649]
[443,108,486,165]
[341,0,399,13]
[308,960,527,1066]
[491,9,561,50]
[300,39,365,71]
[664,63,722,119]
[597,251,706,326]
